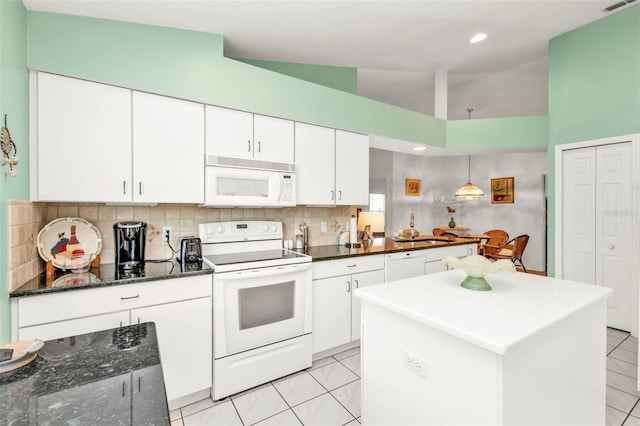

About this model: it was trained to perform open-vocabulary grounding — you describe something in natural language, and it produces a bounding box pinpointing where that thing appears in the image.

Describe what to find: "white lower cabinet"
[311,255,384,354]
[12,275,212,404]
[132,297,211,402]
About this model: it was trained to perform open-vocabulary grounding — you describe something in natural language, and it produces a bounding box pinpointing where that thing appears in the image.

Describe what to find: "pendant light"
[455,155,484,200]
[455,107,484,200]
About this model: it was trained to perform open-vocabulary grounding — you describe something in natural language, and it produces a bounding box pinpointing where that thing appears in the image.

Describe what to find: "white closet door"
[562,142,633,331]
[596,143,633,330]
[562,147,596,285]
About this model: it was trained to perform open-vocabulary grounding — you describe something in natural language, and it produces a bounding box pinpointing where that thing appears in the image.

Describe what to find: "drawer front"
[312,255,384,280]
[18,274,212,327]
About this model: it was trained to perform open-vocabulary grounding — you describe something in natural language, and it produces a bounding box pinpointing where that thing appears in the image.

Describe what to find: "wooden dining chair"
[478,229,509,256]
[486,234,530,273]
[432,228,457,240]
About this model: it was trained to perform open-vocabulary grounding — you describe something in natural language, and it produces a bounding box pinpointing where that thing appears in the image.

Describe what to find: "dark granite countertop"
[10,261,213,298]
[306,237,480,261]
[0,322,169,425]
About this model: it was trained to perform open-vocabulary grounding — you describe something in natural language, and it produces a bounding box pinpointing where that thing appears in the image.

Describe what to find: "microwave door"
[204,166,279,207]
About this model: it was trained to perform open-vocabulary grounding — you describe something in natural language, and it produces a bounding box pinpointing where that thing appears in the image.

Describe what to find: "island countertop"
[354,269,612,354]
[0,322,169,425]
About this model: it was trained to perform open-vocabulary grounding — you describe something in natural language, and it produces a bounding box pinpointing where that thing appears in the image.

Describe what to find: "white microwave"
[202,157,296,207]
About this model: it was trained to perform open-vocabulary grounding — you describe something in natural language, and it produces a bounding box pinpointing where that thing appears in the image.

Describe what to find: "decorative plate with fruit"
[37,217,102,271]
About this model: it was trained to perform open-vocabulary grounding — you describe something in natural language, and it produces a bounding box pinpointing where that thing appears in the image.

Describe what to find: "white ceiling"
[21,0,634,153]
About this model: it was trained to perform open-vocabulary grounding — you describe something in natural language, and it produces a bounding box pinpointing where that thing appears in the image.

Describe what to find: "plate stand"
[46,255,100,276]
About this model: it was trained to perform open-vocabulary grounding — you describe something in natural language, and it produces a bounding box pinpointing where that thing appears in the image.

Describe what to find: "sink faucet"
[410,212,416,239]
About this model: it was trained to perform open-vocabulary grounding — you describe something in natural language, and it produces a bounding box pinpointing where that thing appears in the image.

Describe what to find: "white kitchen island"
[354,269,612,426]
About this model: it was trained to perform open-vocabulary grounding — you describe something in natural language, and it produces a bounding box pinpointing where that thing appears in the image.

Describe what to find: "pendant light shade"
[455,155,484,200]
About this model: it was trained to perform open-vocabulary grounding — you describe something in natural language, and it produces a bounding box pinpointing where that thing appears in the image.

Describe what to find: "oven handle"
[215,263,312,280]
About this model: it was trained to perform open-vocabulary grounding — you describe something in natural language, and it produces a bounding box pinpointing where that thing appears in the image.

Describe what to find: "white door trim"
[554,133,640,338]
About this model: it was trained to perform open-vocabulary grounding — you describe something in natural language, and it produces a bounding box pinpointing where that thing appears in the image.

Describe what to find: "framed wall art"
[491,177,514,204]
[405,178,421,196]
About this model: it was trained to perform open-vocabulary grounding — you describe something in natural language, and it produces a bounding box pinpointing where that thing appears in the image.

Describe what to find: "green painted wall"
[446,116,548,150]
[547,4,640,275]
[0,0,29,343]
[27,12,445,147]
[234,58,358,94]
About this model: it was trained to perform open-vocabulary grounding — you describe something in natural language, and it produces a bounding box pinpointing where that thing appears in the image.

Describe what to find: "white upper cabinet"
[37,72,132,202]
[295,122,336,205]
[206,106,294,163]
[132,91,204,203]
[295,123,369,206]
[335,129,369,206]
[205,106,254,160]
[35,73,205,203]
[253,114,294,163]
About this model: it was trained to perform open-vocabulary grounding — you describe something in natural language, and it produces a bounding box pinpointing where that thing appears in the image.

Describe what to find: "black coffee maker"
[114,221,147,273]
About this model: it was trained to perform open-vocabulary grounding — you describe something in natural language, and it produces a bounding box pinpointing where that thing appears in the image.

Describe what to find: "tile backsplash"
[8,201,356,290]
[8,200,47,292]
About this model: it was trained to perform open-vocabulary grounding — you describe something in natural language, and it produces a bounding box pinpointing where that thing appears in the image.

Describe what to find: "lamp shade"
[455,155,484,200]
[455,182,484,200]
[358,212,385,233]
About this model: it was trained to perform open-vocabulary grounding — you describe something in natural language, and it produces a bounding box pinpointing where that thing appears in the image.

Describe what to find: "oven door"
[213,262,312,358]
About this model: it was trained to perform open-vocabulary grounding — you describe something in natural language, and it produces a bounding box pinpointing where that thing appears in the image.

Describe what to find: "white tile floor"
[171,330,640,426]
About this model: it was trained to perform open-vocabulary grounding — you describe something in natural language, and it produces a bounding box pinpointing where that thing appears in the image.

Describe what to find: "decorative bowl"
[442,255,516,291]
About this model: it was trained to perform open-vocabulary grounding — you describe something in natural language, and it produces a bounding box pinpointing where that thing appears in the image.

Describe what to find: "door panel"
[595,143,632,330]
[562,148,596,285]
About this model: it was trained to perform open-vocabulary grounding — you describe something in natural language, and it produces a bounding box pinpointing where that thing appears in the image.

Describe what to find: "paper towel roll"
[349,215,357,245]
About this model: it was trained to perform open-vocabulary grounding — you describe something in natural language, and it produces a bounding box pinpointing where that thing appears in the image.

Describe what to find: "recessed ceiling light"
[470,33,487,44]
[413,146,427,151]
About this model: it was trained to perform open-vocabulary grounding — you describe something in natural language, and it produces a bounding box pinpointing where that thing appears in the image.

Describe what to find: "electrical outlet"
[162,227,172,242]
[403,349,427,378]
[320,222,328,233]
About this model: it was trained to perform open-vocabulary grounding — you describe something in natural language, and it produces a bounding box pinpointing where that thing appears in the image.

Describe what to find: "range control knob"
[270,225,278,232]
[216,226,225,234]
[263,224,270,231]
[207,226,214,235]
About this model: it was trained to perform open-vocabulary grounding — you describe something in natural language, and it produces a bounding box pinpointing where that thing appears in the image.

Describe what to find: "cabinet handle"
[338,190,342,200]
[138,376,141,392]
[248,140,251,151]
[122,180,126,194]
[122,381,126,397]
[257,141,261,152]
[330,190,335,201]
[609,244,615,250]
[354,279,359,289]
[347,281,351,292]
[119,321,123,328]
[347,264,357,268]
[120,295,139,300]
[138,182,142,195]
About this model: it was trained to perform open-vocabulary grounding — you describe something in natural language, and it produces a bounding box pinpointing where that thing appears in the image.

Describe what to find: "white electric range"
[198,221,313,400]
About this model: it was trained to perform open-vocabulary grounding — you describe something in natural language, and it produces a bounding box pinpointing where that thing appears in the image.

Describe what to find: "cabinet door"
[335,130,369,206]
[37,373,132,425]
[253,114,294,163]
[37,73,132,202]
[351,269,385,341]
[133,92,204,203]
[312,276,351,354]
[294,122,336,205]
[131,296,212,402]
[18,311,130,341]
[425,261,448,275]
[205,105,253,160]
[132,365,170,425]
